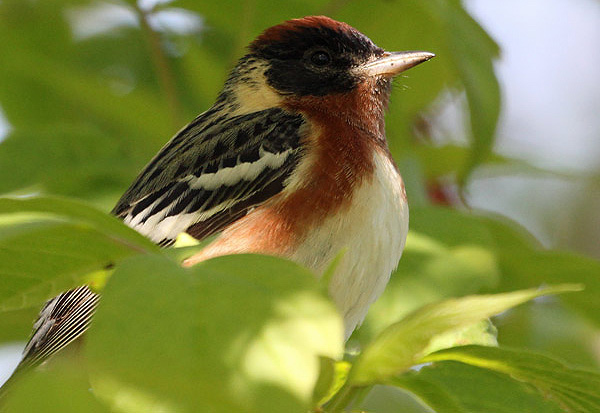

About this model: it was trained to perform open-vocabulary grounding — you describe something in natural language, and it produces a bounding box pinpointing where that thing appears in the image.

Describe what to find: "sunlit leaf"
[424,319,498,355]
[353,230,502,343]
[349,285,581,385]
[86,254,343,413]
[313,358,351,407]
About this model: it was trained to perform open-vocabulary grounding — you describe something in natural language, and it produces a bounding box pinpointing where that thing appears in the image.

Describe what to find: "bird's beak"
[362,51,435,78]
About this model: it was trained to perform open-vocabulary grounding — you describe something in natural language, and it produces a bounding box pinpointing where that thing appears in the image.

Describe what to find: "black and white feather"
[16,286,99,372]
[113,107,305,246]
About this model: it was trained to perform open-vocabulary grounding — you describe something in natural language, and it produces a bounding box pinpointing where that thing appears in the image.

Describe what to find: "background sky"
[465,0,600,254]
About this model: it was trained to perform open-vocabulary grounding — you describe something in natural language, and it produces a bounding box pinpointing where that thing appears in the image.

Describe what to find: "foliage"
[0,1,598,412]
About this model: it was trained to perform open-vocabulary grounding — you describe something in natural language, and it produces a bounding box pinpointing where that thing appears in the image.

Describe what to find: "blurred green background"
[0,0,599,404]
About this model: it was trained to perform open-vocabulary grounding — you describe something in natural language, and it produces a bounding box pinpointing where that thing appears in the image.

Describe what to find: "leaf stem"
[133,2,183,129]
[325,384,363,412]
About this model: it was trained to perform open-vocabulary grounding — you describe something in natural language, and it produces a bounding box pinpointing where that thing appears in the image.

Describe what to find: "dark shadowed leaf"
[2,362,109,413]
[403,360,564,413]
[390,375,467,413]
[423,345,600,412]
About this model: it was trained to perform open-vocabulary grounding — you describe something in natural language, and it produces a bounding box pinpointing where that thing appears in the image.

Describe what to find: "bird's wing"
[112,107,305,246]
[15,286,99,372]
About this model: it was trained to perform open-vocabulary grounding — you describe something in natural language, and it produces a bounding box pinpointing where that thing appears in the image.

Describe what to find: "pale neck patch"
[227,62,284,116]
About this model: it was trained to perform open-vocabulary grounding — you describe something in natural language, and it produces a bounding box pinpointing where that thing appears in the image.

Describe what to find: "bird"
[6,15,434,381]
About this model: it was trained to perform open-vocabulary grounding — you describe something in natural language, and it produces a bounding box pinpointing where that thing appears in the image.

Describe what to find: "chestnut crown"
[249,16,386,96]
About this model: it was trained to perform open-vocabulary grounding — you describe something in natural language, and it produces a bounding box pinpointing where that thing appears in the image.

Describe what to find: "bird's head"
[221,16,434,127]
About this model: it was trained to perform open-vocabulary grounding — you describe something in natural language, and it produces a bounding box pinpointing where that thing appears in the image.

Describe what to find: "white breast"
[290,149,409,339]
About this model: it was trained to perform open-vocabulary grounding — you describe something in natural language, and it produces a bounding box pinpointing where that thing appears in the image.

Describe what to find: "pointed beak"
[362,51,435,78]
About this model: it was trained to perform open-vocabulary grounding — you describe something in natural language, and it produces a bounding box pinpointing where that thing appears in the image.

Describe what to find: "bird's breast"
[289,147,408,339]
[184,114,408,340]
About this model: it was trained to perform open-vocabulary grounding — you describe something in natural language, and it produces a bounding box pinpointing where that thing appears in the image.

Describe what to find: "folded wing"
[113,107,305,246]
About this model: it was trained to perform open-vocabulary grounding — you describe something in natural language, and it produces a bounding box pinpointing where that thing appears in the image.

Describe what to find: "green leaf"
[313,359,351,407]
[0,14,173,142]
[439,2,500,181]
[394,206,600,363]
[2,362,109,413]
[409,206,600,327]
[423,319,497,355]
[358,385,440,413]
[497,250,600,327]
[0,196,157,311]
[423,345,600,412]
[0,307,39,343]
[410,206,540,251]
[421,0,500,181]
[411,144,539,180]
[0,125,131,197]
[405,360,564,413]
[390,375,468,413]
[348,285,581,385]
[353,230,502,343]
[86,254,343,413]
[312,357,336,406]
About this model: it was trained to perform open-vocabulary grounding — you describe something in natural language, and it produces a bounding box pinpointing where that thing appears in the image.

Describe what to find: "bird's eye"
[310,50,331,66]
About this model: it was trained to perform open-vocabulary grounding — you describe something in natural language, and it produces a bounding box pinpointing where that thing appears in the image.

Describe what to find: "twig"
[133,2,183,129]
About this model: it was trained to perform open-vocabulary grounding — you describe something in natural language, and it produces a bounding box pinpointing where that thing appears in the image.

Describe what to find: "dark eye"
[310,50,331,66]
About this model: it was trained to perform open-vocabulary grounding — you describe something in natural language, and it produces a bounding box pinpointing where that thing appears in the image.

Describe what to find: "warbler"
[8,16,433,377]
